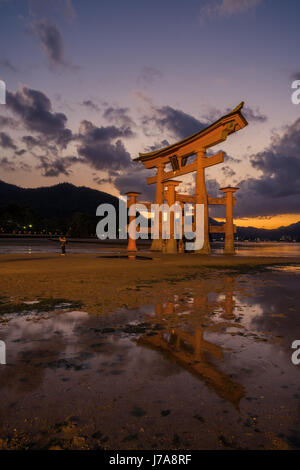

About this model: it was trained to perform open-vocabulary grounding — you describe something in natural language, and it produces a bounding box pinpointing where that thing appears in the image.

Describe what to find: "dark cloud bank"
[1,85,300,218]
[236,118,300,216]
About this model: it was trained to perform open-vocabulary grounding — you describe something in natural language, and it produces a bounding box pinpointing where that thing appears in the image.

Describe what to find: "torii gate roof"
[134,102,248,166]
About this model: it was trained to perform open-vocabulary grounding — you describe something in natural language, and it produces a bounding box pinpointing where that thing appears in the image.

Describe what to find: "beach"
[0,251,299,314]
[0,250,300,449]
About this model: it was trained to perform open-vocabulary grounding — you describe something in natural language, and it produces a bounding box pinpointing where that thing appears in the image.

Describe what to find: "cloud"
[0,156,32,173]
[0,157,16,172]
[135,91,210,140]
[76,120,134,171]
[0,132,17,150]
[235,117,300,216]
[0,58,18,73]
[16,149,26,156]
[141,104,207,140]
[226,154,242,164]
[19,161,32,172]
[21,134,59,159]
[243,106,267,123]
[34,19,65,67]
[33,19,78,70]
[113,165,156,201]
[93,176,114,186]
[200,0,262,20]
[22,135,43,149]
[6,85,72,148]
[0,115,19,128]
[103,107,135,127]
[82,100,100,112]
[144,140,170,152]
[74,113,157,199]
[36,155,82,177]
[3,87,138,181]
[206,179,221,197]
[3,86,77,178]
[137,66,163,88]
[203,104,267,124]
[74,117,155,198]
[222,166,236,178]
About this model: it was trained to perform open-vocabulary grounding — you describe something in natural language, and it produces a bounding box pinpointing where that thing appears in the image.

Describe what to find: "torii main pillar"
[151,161,165,251]
[164,180,181,253]
[195,149,211,254]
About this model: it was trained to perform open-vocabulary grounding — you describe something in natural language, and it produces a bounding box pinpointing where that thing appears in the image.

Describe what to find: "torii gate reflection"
[137,276,244,408]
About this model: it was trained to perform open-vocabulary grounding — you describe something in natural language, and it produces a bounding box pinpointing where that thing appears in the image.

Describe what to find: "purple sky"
[0,0,300,226]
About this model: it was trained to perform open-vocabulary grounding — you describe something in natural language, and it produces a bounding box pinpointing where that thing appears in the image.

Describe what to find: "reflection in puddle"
[1,270,300,449]
[138,323,244,408]
[268,265,300,272]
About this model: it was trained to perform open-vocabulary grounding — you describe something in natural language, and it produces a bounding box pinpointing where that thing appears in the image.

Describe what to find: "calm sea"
[0,238,300,257]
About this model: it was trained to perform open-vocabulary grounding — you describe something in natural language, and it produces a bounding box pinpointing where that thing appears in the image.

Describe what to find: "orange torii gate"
[128,102,248,254]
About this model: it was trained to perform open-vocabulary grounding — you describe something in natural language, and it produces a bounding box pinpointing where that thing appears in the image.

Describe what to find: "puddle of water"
[268,265,300,273]
[0,270,300,449]
[0,298,83,321]
[98,255,153,260]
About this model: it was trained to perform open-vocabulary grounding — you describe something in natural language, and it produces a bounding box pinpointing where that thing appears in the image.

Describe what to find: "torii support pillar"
[126,191,140,252]
[178,201,185,253]
[220,187,239,255]
[195,149,211,254]
[151,162,165,252]
[164,180,181,253]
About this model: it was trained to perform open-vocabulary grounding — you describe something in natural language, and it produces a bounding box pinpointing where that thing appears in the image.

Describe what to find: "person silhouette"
[59,235,67,255]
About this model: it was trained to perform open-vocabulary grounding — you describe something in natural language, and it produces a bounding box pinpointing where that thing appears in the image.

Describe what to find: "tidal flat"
[0,253,300,450]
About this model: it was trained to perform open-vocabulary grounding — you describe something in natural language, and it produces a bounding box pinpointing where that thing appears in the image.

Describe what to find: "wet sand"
[0,253,300,450]
[0,252,299,314]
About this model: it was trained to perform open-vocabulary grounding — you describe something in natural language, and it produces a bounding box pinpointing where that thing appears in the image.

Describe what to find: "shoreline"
[1,253,299,314]
[1,255,300,449]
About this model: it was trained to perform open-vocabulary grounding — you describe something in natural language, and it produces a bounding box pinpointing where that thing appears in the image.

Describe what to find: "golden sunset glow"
[215,214,300,229]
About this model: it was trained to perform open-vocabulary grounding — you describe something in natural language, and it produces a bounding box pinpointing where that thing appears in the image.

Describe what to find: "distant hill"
[0,180,119,217]
[0,180,299,240]
[236,222,300,242]
[209,221,300,242]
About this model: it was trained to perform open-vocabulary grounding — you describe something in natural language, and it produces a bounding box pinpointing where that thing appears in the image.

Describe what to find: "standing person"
[59,235,67,256]
[178,238,184,253]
